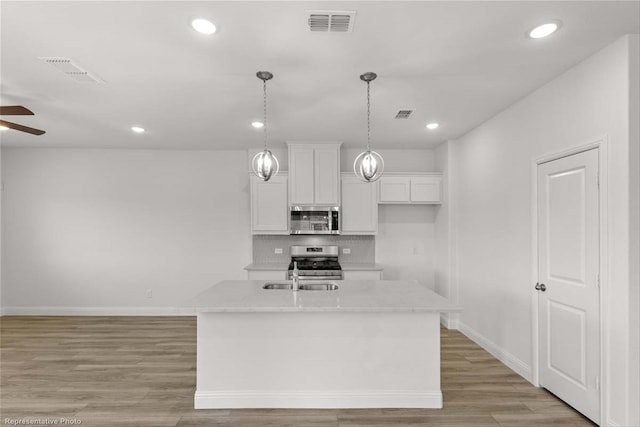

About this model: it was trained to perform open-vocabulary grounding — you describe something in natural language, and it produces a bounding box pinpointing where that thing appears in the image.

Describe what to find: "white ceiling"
[1,1,638,150]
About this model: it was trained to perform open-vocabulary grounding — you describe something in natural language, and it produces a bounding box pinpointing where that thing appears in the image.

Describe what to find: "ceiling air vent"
[306,10,355,33]
[395,109,414,119]
[39,57,105,83]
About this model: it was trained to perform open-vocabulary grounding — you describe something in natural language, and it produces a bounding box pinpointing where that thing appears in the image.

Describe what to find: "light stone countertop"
[244,263,383,271]
[244,263,289,271]
[340,263,384,271]
[188,280,461,313]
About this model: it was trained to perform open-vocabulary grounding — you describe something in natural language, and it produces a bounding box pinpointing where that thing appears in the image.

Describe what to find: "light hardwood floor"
[0,316,595,427]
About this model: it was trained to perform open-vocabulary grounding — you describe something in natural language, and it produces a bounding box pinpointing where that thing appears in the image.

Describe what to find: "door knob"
[535,283,547,292]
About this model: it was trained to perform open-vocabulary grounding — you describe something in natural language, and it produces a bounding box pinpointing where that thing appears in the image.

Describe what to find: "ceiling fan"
[0,106,46,135]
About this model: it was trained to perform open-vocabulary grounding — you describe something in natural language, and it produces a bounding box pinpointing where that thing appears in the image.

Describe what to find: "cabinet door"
[251,175,288,234]
[379,177,411,203]
[341,175,378,234]
[342,270,383,280]
[314,147,340,205]
[289,147,315,205]
[411,176,441,204]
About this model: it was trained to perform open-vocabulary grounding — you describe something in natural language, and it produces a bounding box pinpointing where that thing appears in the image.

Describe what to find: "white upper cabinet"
[379,176,411,203]
[410,176,441,203]
[289,147,315,205]
[250,173,289,234]
[288,142,341,206]
[341,174,378,235]
[379,174,442,204]
[314,147,340,205]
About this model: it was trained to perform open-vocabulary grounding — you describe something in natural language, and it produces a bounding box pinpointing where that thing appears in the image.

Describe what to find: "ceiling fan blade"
[0,106,34,116]
[0,119,46,135]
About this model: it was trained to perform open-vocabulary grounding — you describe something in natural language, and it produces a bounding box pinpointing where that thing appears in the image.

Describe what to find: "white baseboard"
[194,390,443,409]
[1,306,197,316]
[440,313,449,328]
[457,321,532,383]
[440,313,460,329]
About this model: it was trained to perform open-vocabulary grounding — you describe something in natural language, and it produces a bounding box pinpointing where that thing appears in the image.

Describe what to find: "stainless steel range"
[287,245,343,281]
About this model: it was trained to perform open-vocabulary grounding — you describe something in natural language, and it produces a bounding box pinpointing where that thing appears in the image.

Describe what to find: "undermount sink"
[262,282,293,290]
[262,281,339,291]
[298,283,339,291]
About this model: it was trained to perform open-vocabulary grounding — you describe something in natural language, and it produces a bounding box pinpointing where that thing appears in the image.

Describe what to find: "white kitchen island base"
[196,311,442,409]
[191,280,460,409]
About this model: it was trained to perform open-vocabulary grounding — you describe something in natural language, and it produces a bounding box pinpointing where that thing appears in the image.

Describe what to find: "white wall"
[341,148,435,173]
[246,146,436,174]
[247,147,436,174]
[434,141,458,326]
[434,142,450,298]
[376,205,436,289]
[448,35,638,426]
[1,148,251,314]
[628,34,640,427]
[355,148,437,289]
[1,145,439,313]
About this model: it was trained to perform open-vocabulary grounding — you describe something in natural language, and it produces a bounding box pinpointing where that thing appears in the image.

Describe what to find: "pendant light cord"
[366,80,371,152]
[263,79,268,151]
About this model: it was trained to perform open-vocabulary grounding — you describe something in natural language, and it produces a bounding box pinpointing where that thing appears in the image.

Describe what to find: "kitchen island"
[189,280,461,409]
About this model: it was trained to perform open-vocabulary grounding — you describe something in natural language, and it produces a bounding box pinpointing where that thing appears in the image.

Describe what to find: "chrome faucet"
[292,261,300,291]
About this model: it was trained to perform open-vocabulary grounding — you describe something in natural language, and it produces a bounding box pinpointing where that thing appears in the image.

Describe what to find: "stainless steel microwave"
[290,206,340,235]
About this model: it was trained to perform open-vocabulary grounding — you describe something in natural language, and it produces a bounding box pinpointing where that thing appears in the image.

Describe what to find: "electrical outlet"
[274,248,283,254]
[342,248,351,254]
[145,289,153,299]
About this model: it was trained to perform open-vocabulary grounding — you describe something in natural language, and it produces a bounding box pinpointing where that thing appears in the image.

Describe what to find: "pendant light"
[354,72,384,182]
[251,71,279,181]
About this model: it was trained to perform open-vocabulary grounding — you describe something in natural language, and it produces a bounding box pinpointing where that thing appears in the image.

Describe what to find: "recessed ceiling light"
[426,122,439,130]
[528,21,561,39]
[0,125,9,131]
[251,121,264,129]
[131,126,145,133]
[191,18,217,35]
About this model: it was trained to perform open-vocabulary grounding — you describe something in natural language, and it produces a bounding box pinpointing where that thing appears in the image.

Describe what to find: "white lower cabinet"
[342,270,383,280]
[247,270,287,280]
[341,174,378,235]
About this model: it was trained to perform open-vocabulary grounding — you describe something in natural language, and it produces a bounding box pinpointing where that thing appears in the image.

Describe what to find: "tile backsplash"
[253,235,375,264]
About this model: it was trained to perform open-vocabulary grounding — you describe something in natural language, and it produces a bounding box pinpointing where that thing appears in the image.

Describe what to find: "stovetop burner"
[288,259,341,271]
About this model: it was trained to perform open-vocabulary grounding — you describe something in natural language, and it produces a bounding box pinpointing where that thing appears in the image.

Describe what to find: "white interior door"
[537,148,600,424]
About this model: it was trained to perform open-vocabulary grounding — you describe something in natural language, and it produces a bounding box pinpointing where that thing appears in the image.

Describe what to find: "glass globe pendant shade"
[252,149,279,181]
[354,150,384,182]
